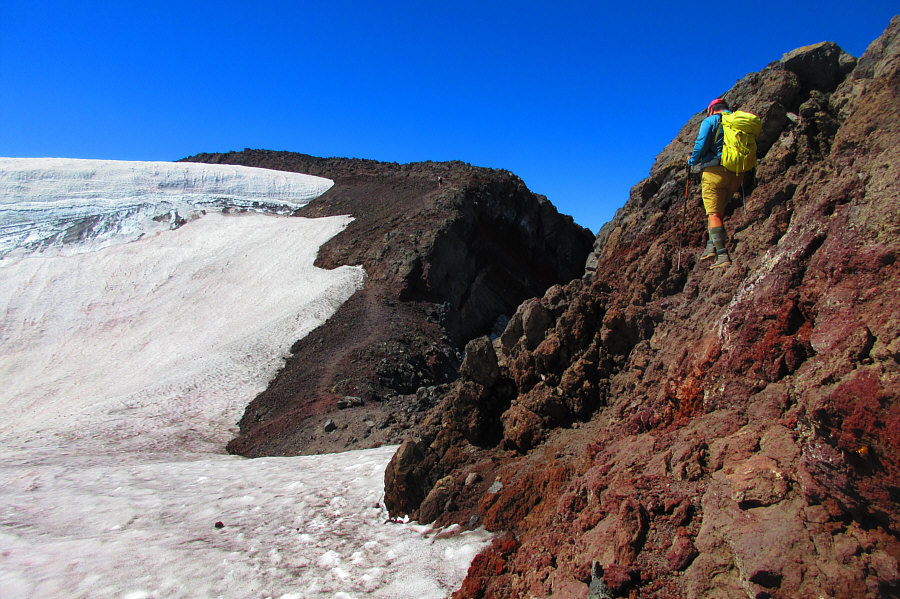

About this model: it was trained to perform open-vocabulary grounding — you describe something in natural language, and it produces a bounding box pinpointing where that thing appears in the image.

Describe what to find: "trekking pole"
[677,163,690,270]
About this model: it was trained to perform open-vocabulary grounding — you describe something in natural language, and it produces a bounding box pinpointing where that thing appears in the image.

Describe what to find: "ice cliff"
[0,157,333,257]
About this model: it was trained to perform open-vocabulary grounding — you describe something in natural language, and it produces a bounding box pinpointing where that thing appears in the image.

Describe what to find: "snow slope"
[0,159,491,598]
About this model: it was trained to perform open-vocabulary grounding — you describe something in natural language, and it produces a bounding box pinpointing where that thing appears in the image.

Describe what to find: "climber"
[688,98,743,269]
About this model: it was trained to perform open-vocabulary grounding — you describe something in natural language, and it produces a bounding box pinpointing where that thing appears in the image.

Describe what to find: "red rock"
[666,531,698,571]
[601,564,635,594]
[725,454,790,508]
[387,18,900,599]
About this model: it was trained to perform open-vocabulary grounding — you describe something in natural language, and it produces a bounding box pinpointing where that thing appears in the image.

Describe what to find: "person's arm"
[688,116,715,165]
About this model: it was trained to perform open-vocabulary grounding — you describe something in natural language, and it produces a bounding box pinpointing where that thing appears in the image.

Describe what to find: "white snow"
[0,157,334,258]
[0,159,492,598]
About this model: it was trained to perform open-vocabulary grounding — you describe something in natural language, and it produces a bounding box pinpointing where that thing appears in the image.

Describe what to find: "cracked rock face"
[384,17,900,599]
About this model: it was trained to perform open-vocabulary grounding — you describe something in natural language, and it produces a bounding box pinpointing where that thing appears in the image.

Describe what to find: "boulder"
[781,41,851,93]
[459,336,499,386]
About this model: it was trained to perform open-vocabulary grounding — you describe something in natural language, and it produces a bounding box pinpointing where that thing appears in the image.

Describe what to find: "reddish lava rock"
[385,18,900,599]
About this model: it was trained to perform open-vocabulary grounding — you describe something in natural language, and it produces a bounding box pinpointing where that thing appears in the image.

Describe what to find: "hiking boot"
[700,239,716,261]
[709,251,732,269]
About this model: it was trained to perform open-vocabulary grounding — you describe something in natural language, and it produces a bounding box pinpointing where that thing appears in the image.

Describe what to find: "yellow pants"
[701,165,744,215]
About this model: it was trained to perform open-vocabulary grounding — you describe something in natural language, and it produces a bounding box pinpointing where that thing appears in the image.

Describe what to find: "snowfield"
[0,159,491,599]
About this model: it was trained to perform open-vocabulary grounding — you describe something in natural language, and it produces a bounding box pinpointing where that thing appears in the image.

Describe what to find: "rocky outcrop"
[181,151,593,456]
[384,17,900,599]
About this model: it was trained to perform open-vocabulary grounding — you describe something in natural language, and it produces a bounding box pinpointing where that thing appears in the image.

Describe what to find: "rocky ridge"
[182,151,594,455]
[384,18,900,599]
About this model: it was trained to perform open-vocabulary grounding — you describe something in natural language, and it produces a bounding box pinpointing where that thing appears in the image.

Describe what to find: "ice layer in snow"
[0,159,492,598]
[0,157,334,257]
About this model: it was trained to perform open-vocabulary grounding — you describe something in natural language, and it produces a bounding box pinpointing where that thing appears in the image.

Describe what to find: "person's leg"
[707,212,730,268]
[701,168,730,267]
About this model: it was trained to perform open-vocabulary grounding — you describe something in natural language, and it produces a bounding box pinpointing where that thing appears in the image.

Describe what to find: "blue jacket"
[688,111,729,167]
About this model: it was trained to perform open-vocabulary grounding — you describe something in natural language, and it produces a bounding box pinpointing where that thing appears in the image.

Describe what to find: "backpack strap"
[712,113,724,156]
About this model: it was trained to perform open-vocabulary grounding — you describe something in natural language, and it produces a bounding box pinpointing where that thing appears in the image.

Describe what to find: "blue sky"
[1,2,896,233]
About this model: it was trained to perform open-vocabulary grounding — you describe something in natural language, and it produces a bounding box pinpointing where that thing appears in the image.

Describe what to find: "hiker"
[688,98,742,269]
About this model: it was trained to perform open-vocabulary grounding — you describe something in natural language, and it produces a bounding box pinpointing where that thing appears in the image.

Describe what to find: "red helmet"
[707,98,728,114]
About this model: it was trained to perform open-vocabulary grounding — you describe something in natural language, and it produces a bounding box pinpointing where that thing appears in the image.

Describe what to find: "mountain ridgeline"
[378,19,900,599]
[182,151,594,456]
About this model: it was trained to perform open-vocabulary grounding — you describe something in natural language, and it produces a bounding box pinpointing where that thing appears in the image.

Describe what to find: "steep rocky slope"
[181,152,594,455]
[384,18,900,599]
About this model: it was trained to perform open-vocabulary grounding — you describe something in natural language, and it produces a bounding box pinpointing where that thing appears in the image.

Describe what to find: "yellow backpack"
[720,111,762,174]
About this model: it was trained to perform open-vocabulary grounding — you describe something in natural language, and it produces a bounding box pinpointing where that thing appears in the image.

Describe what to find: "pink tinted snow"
[0,161,491,599]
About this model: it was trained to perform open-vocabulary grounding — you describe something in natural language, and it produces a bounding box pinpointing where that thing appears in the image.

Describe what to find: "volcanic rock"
[459,336,500,387]
[385,17,900,599]
[182,152,593,456]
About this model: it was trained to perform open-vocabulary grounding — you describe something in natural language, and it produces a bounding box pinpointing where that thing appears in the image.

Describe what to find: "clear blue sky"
[1,2,896,233]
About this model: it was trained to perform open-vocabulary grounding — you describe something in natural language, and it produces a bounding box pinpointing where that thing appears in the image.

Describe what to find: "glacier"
[0,159,491,598]
[0,157,334,258]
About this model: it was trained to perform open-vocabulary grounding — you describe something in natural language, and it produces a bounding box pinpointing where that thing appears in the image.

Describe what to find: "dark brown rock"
[500,402,544,452]
[418,475,456,524]
[459,336,499,387]
[781,41,854,93]
[382,439,429,517]
[179,153,593,456]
